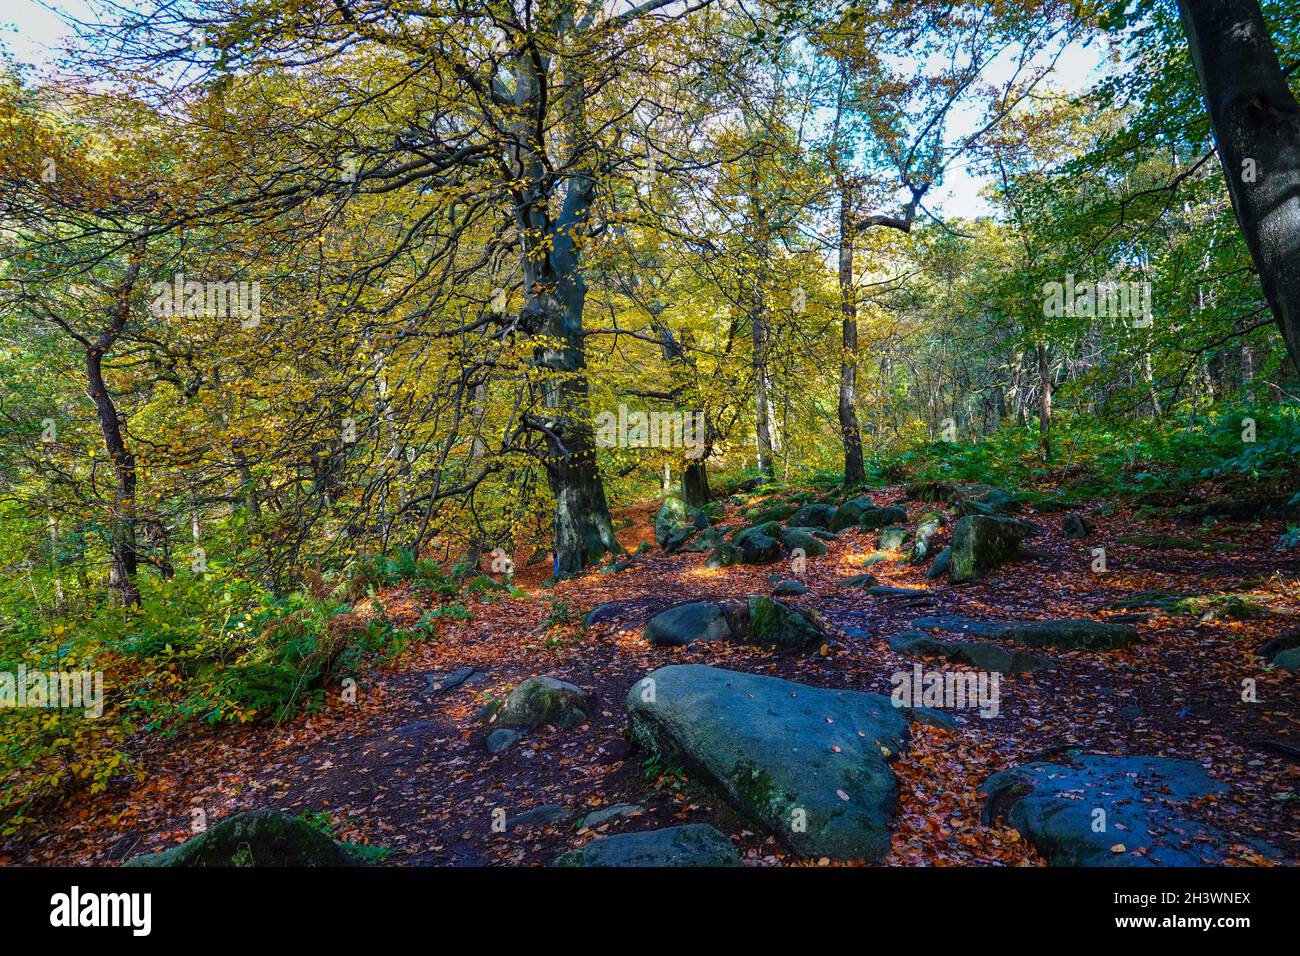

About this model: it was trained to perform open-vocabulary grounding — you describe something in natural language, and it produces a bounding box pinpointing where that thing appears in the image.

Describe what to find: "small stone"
[486,728,522,754]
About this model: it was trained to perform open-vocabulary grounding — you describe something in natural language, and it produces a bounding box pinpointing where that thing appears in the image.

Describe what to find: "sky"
[2,0,1111,220]
[2,0,95,69]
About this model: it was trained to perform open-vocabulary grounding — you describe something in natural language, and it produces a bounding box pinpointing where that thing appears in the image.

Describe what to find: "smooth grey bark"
[1178,0,1300,368]
[511,33,618,579]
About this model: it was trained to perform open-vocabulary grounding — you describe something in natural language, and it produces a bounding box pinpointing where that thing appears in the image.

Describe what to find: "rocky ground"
[6,482,1297,867]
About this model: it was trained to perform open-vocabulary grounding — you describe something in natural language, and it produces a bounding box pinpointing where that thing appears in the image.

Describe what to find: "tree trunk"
[512,35,619,580]
[752,292,775,477]
[682,458,710,508]
[837,190,866,486]
[1036,342,1053,462]
[87,345,139,606]
[530,246,620,579]
[1177,0,1300,368]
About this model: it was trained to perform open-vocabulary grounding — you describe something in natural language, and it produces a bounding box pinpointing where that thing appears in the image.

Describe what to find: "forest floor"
[6,485,1298,867]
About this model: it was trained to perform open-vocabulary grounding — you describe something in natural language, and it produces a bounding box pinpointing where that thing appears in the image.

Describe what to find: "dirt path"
[8,490,1297,866]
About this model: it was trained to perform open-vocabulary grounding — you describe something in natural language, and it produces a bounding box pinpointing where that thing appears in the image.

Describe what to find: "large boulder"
[487,676,592,729]
[626,664,933,861]
[911,614,1138,651]
[124,809,353,867]
[746,501,799,524]
[925,546,952,579]
[738,596,826,651]
[960,487,1021,516]
[553,824,742,867]
[780,526,829,557]
[858,504,909,531]
[643,597,825,652]
[830,497,873,531]
[644,601,734,647]
[888,630,1054,672]
[661,524,698,553]
[654,496,690,547]
[1273,647,1300,671]
[981,754,1234,866]
[705,543,741,568]
[732,521,783,564]
[948,515,1027,582]
[788,502,838,529]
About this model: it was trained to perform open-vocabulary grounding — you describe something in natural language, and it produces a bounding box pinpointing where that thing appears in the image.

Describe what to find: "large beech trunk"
[1178,0,1300,367]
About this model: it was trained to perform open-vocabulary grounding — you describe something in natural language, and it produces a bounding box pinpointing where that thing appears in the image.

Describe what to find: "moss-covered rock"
[858,504,909,531]
[553,824,741,867]
[643,596,823,652]
[787,502,839,529]
[741,596,825,651]
[678,526,726,553]
[124,810,354,867]
[902,480,963,503]
[661,524,699,553]
[745,502,799,524]
[732,521,782,563]
[911,614,1139,651]
[706,543,741,568]
[488,676,592,729]
[878,525,909,551]
[949,515,1027,582]
[911,511,945,562]
[625,665,927,861]
[1117,533,1233,552]
[960,487,1021,516]
[780,526,829,557]
[654,496,690,547]
[888,629,1054,672]
[830,497,873,530]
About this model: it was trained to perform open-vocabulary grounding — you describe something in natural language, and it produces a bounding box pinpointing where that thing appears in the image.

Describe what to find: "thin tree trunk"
[838,189,866,486]
[752,291,775,477]
[87,344,139,606]
[1036,342,1052,462]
